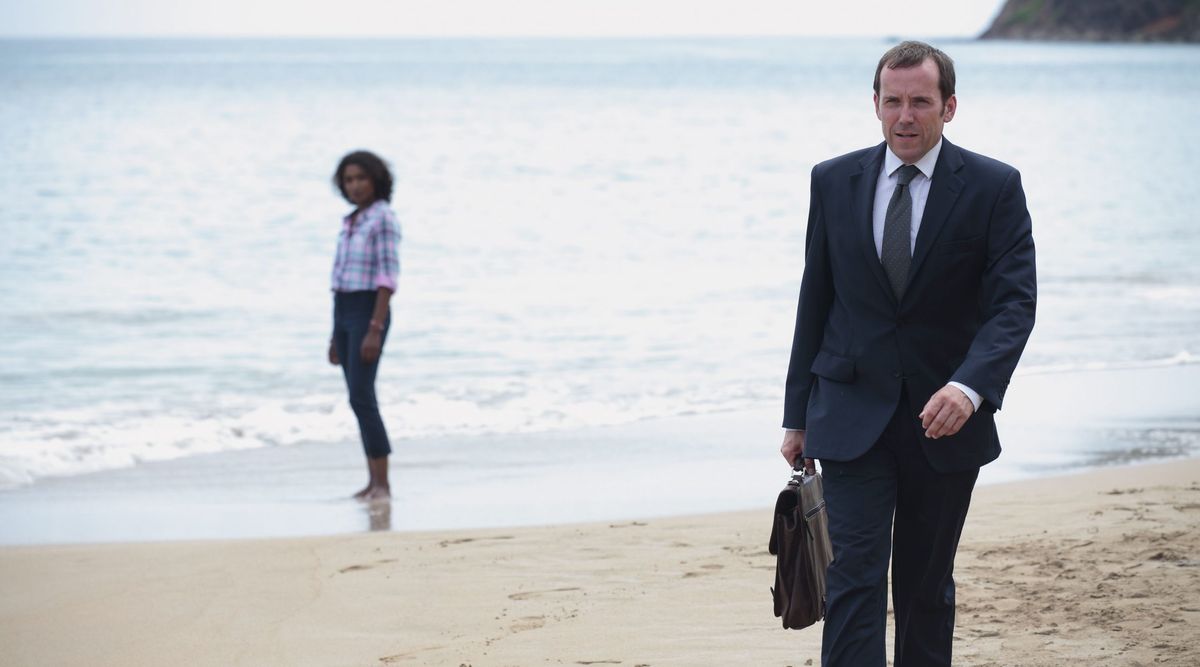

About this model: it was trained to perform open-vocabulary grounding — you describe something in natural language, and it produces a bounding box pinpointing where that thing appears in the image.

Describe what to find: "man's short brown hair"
[873,41,956,104]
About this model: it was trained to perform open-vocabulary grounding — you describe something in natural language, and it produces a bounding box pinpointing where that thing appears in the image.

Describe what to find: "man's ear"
[943,94,957,123]
[874,93,882,121]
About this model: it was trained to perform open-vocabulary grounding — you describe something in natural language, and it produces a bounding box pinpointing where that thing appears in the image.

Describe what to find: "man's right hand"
[781,430,814,471]
[328,340,340,365]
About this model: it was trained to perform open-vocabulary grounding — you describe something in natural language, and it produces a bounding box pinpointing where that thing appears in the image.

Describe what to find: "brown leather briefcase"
[769,465,834,630]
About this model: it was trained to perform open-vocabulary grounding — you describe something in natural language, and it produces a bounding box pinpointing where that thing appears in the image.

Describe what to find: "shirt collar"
[343,198,383,227]
[884,137,943,181]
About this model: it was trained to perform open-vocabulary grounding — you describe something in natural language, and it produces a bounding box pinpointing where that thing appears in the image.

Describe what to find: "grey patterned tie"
[881,164,921,300]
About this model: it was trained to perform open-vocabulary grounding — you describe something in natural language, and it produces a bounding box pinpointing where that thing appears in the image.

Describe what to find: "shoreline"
[1,363,1198,546]
[2,457,1197,666]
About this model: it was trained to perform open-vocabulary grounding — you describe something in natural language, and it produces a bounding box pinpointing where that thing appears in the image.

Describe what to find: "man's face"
[874,58,956,164]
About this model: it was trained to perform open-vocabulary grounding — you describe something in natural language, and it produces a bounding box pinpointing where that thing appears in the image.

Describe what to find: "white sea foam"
[0,381,775,489]
[1016,351,1199,377]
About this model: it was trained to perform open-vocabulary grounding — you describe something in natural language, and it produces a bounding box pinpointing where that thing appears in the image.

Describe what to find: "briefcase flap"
[798,471,825,517]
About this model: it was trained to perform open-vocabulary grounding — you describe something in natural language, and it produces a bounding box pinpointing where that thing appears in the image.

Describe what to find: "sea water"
[2,37,1198,490]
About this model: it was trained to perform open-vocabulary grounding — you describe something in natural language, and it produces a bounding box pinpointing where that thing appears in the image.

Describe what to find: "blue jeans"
[332,290,392,459]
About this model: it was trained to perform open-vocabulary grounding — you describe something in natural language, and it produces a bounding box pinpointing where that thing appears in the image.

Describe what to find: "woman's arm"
[359,207,400,365]
[359,287,392,364]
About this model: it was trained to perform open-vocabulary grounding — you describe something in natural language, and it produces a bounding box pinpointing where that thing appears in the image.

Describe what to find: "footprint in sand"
[377,645,445,663]
[510,615,546,633]
[508,587,582,600]
[337,558,398,574]
[438,535,515,548]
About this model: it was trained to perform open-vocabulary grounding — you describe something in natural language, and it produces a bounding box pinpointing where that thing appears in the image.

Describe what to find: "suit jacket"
[783,138,1036,473]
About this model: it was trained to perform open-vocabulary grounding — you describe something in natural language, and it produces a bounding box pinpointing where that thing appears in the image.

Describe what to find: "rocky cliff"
[981,0,1200,42]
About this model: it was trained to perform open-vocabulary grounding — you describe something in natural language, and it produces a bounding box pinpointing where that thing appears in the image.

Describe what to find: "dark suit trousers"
[819,388,978,667]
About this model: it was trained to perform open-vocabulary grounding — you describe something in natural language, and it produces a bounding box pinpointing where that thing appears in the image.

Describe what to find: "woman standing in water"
[328,150,400,501]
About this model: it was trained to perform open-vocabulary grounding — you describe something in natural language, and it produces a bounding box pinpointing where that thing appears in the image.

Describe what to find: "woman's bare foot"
[353,456,391,501]
[362,485,391,502]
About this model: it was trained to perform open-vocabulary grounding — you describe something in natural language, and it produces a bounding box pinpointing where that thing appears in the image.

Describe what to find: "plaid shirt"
[330,199,401,292]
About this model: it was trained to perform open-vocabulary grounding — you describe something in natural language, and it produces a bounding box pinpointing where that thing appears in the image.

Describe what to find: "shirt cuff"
[374,275,397,291]
[947,381,982,412]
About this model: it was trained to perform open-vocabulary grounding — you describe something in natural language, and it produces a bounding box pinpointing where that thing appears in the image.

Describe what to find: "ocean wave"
[0,386,771,491]
[0,403,346,491]
[3,351,1198,491]
[3,350,1196,491]
[1016,351,1199,376]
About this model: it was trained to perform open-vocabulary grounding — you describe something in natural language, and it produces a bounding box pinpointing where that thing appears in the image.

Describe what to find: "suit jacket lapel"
[849,144,894,304]
[907,139,965,289]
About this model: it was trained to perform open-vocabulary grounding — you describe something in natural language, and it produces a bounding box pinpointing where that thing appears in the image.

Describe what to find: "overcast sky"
[1,0,1006,38]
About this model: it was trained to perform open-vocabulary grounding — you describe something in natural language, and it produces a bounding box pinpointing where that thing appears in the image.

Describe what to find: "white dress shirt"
[873,140,940,257]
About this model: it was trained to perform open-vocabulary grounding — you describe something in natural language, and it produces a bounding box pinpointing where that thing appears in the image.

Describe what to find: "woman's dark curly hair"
[332,150,394,203]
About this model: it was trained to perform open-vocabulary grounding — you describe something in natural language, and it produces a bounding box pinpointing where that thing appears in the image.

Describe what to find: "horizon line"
[0,32,985,41]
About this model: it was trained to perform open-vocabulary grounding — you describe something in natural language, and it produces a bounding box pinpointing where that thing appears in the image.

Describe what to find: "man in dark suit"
[780,41,1036,666]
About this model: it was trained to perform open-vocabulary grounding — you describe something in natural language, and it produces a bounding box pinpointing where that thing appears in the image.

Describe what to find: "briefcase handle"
[792,456,817,476]
[789,457,818,487]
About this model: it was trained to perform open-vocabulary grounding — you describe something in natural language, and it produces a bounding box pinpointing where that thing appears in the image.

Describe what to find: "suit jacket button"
[892,372,901,378]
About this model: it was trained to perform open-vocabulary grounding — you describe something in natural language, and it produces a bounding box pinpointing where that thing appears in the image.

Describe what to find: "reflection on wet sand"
[365,500,391,532]
[1038,426,1200,473]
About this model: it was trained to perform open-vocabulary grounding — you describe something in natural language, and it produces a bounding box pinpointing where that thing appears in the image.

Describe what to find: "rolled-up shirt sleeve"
[373,209,401,291]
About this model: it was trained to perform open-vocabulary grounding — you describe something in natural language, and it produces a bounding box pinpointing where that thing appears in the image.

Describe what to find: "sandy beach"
[2,457,1197,666]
